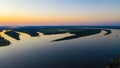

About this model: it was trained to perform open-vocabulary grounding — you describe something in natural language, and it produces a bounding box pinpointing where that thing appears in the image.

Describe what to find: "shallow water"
[0,29,120,68]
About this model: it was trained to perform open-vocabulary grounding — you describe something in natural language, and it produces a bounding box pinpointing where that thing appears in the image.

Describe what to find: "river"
[0,29,120,68]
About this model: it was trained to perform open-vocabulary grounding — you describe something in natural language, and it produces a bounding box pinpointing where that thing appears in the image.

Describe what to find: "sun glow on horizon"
[0,0,120,26]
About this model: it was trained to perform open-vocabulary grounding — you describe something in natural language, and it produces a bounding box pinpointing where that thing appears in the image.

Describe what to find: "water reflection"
[0,29,119,68]
[0,28,112,44]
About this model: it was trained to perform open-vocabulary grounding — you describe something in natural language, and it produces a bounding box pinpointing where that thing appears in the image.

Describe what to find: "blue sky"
[0,0,120,25]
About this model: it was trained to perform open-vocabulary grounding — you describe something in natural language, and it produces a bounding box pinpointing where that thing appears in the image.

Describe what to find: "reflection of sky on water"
[0,29,120,68]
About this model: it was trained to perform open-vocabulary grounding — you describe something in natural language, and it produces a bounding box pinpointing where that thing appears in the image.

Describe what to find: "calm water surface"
[0,29,120,68]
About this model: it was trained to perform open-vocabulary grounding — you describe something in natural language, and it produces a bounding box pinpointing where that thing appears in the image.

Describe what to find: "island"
[5,30,20,40]
[0,36,10,46]
[0,26,113,46]
[0,26,113,41]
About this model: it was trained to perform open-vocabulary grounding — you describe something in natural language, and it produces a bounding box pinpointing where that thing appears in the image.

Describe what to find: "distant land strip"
[0,26,113,47]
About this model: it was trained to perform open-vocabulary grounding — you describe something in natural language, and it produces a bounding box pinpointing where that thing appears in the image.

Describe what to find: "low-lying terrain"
[0,26,112,46]
[0,36,10,46]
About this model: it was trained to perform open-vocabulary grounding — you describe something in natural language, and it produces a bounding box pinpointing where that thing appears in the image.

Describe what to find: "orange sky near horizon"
[0,0,119,26]
[0,15,119,26]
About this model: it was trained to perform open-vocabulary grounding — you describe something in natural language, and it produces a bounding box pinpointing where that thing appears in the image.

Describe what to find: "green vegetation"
[13,27,104,41]
[0,26,113,46]
[106,54,120,68]
[5,31,20,40]
[103,29,112,35]
[0,36,10,46]
[13,27,39,37]
[53,29,102,41]
[2,26,112,41]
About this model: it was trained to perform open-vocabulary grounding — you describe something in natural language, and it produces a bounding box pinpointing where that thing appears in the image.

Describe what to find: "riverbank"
[0,36,10,46]
[106,54,120,68]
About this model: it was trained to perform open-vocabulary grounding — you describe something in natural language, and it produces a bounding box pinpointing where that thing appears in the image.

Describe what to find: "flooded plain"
[0,29,120,68]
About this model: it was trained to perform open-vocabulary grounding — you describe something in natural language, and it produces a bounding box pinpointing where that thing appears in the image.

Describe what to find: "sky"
[0,0,120,26]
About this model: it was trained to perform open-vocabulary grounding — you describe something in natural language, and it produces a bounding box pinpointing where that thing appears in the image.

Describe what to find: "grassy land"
[2,26,112,41]
[0,26,112,46]
[53,29,102,41]
[0,36,10,46]
[5,31,20,40]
